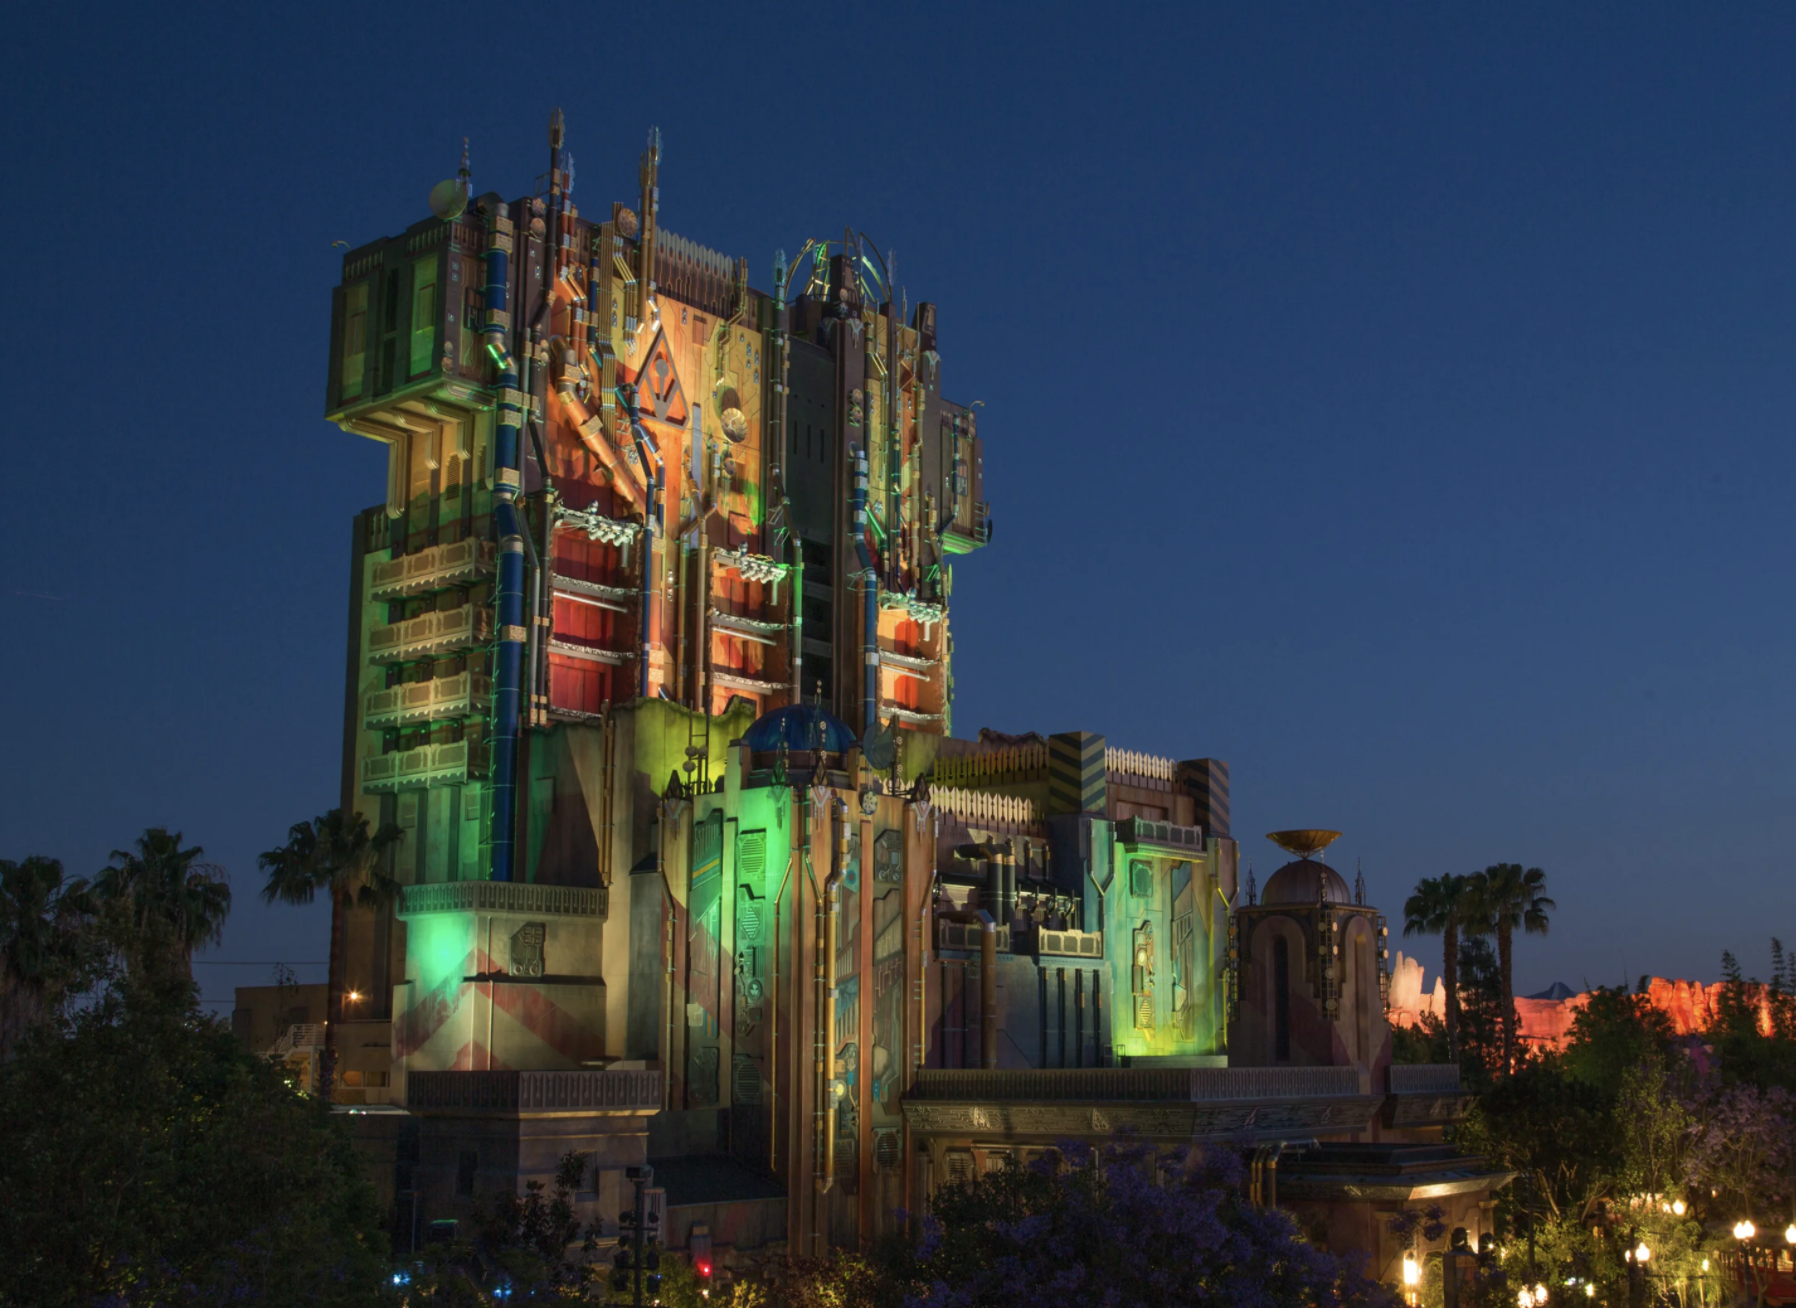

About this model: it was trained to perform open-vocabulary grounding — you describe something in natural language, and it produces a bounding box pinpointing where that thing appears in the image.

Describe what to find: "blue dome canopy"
[742,703,858,755]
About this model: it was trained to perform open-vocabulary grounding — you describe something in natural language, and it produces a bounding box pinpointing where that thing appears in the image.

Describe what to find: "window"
[1273,935,1291,1061]
[456,1150,478,1197]
[340,283,368,399]
[1129,859,1153,898]
[410,256,439,377]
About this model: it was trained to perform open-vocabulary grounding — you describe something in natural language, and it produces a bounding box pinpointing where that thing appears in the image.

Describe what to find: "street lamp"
[1635,1242,1651,1265]
[1735,1221,1757,1241]
[1534,1282,1549,1303]
[1672,1199,1686,1217]
[1402,1253,1419,1306]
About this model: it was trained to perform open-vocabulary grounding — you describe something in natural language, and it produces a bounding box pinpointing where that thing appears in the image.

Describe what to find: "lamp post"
[1402,1252,1420,1307]
[1735,1220,1758,1308]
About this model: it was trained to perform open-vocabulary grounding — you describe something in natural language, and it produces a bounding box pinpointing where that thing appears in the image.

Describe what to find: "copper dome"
[1261,859,1352,906]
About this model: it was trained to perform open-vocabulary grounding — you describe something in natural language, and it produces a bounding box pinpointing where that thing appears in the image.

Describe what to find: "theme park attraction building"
[315,115,1507,1281]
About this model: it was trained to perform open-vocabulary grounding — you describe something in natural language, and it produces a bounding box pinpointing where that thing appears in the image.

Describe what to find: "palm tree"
[94,828,232,982]
[259,809,401,1100]
[1402,874,1477,1059]
[0,856,99,1058]
[1472,863,1554,1074]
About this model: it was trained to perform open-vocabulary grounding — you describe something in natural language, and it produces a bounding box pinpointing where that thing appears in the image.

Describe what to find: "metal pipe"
[814,797,848,1210]
[483,199,525,883]
[851,444,877,731]
[620,384,664,698]
[538,472,554,724]
[770,789,801,1174]
[771,249,802,708]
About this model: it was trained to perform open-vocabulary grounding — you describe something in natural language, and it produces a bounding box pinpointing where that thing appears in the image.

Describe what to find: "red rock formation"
[1389,966,1767,1052]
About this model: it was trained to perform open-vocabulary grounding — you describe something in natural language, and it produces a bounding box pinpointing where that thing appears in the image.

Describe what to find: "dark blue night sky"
[5,2,1794,1011]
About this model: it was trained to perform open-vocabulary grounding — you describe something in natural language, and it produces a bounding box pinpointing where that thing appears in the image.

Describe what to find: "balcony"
[362,739,488,793]
[902,1064,1379,1142]
[909,1065,1367,1103]
[368,604,490,663]
[1387,1064,1461,1094]
[1115,817,1205,852]
[365,671,491,728]
[880,647,940,677]
[368,538,494,602]
[1382,1062,1475,1128]
[936,919,1013,953]
[399,880,608,920]
[1032,928,1104,960]
[406,1068,662,1116]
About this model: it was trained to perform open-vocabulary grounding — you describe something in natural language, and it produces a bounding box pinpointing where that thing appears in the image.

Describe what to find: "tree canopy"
[0,973,393,1307]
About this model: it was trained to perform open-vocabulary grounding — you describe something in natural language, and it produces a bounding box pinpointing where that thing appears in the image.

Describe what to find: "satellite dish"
[429,176,469,222]
[861,719,897,772]
[429,137,472,222]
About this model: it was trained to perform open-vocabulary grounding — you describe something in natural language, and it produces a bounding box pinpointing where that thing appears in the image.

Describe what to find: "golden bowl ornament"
[1266,829,1343,860]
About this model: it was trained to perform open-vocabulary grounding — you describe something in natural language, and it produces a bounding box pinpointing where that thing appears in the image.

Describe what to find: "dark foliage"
[0,972,391,1308]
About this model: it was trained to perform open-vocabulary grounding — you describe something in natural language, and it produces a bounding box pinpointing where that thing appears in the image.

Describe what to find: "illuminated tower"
[320,112,990,1238]
[314,114,1503,1277]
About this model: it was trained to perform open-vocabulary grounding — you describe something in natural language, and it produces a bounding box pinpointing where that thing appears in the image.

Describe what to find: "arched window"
[1273,934,1290,1062]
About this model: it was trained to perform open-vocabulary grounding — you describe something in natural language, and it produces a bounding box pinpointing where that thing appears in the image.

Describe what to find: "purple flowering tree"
[869,1137,1398,1308]
[1685,1079,1796,1221]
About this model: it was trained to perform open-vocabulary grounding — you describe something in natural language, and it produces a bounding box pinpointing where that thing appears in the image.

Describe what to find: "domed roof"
[1262,859,1352,906]
[742,703,857,755]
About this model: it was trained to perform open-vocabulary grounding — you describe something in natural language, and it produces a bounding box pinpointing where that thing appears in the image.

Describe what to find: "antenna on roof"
[428,138,471,222]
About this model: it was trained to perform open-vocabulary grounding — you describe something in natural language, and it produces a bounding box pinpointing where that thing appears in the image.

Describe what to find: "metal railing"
[1387,1063,1462,1094]
[398,881,608,920]
[1115,817,1205,850]
[268,1023,325,1057]
[909,1065,1365,1104]
[407,1068,662,1113]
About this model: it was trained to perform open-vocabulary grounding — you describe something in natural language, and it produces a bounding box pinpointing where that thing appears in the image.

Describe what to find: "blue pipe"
[484,203,525,883]
[618,383,664,697]
[851,444,877,732]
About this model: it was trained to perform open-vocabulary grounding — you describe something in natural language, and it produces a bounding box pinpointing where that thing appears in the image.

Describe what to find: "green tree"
[0,975,392,1307]
[1561,984,1676,1099]
[402,1151,600,1304]
[1452,935,1510,1088]
[259,808,400,1098]
[1403,874,1476,1059]
[1461,1063,1616,1224]
[1468,864,1553,1075]
[1708,942,1796,1091]
[0,856,100,1060]
[94,827,232,981]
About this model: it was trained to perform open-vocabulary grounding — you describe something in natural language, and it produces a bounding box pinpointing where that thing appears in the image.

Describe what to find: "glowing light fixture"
[1402,1255,1419,1287]
[1672,1199,1686,1216]
[1736,1220,1757,1241]
[1635,1243,1651,1264]
[1534,1283,1548,1303]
